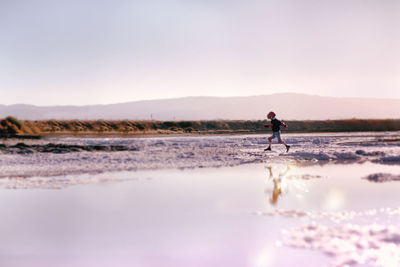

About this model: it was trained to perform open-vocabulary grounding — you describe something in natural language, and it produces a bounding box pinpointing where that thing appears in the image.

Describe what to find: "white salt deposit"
[254,207,400,266]
[0,132,398,178]
[0,175,134,189]
[255,207,400,223]
[283,223,400,267]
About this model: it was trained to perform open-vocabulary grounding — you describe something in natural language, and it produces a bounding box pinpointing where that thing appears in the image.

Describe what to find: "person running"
[262,111,290,152]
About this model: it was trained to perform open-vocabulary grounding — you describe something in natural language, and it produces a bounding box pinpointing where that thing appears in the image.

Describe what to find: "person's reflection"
[265,165,291,206]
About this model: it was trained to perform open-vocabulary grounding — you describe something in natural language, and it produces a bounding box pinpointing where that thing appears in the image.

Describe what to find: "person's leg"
[276,132,283,146]
[265,133,276,150]
[277,132,290,152]
[269,132,276,146]
[266,166,273,178]
[285,142,290,152]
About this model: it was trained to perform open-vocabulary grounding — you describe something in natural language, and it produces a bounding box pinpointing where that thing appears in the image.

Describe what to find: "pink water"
[1,162,400,267]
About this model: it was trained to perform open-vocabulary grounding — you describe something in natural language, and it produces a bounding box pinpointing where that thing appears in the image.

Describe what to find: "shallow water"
[1,162,400,267]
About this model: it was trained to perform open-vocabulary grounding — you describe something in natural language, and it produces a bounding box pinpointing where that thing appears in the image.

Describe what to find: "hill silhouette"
[1,93,399,120]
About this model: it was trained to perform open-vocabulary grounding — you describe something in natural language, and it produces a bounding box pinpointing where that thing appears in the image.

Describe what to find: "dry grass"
[1,118,400,137]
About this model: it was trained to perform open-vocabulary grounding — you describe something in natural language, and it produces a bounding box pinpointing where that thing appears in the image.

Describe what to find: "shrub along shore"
[1,116,400,138]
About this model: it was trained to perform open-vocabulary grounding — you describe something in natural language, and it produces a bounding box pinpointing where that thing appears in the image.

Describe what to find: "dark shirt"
[270,118,284,132]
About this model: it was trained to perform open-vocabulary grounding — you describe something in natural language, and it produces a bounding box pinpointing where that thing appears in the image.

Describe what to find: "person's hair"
[267,111,276,119]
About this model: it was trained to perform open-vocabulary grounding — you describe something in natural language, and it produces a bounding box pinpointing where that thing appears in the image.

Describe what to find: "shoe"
[286,145,290,153]
[264,146,271,151]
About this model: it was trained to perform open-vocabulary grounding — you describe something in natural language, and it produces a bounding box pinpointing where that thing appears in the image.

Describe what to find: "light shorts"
[268,131,282,143]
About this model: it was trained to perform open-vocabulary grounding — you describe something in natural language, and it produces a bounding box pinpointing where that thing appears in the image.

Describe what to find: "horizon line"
[2,92,400,107]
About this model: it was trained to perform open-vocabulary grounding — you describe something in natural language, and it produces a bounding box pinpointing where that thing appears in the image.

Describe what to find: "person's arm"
[262,123,272,128]
[281,121,288,128]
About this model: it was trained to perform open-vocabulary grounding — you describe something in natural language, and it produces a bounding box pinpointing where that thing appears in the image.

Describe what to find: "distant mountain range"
[1,93,399,120]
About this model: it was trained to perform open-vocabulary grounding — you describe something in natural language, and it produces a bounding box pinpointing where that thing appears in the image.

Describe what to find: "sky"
[0,0,399,106]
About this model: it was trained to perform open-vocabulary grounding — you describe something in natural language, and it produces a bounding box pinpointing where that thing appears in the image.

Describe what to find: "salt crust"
[255,207,400,266]
[284,222,400,267]
[0,133,398,178]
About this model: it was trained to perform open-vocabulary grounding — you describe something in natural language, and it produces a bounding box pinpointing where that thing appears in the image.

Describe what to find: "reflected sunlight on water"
[1,162,400,266]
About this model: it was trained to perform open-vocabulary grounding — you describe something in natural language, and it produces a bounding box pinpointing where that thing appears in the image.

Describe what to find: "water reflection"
[265,165,310,206]
[265,165,290,205]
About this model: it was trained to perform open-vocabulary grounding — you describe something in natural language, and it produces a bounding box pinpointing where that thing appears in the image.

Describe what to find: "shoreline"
[2,129,400,140]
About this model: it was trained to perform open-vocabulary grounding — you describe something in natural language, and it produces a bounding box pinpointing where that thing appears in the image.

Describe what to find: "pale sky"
[1,0,399,106]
